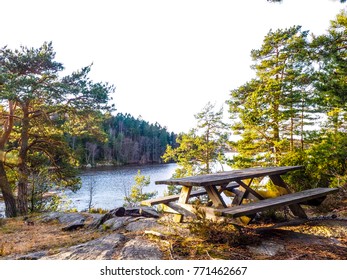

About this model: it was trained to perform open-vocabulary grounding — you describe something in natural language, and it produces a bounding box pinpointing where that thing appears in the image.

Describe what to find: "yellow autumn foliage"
[256,186,288,198]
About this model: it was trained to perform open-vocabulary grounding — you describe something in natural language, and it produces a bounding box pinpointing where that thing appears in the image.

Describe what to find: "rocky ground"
[0,204,346,260]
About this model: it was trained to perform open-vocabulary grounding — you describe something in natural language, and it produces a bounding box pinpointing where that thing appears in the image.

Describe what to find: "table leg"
[205,186,227,208]
[231,180,259,224]
[232,188,249,205]
[235,179,265,201]
[174,185,192,222]
[269,175,307,218]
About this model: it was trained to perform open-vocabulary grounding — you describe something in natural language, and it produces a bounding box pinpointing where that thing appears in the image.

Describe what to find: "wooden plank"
[168,202,223,221]
[217,188,339,218]
[155,166,304,187]
[178,186,192,203]
[141,182,239,206]
[231,188,246,205]
[173,214,184,223]
[173,186,192,222]
[160,204,180,215]
[141,189,203,206]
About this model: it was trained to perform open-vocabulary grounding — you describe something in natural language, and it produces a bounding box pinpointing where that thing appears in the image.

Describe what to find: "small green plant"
[101,223,111,231]
[164,184,181,196]
[66,208,79,213]
[46,192,72,212]
[123,170,157,207]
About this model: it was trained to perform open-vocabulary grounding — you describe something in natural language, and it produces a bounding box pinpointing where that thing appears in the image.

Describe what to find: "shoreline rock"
[5,207,164,260]
[3,209,346,260]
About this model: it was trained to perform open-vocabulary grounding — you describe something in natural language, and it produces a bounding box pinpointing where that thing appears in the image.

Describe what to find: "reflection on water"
[0,163,177,216]
[68,156,233,211]
[67,163,178,211]
[0,156,235,216]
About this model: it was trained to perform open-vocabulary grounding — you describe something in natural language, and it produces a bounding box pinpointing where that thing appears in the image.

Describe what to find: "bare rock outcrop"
[41,233,125,260]
[118,236,163,260]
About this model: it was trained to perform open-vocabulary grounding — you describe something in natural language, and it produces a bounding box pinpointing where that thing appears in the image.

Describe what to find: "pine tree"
[163,102,228,177]
[0,42,115,215]
[228,26,313,167]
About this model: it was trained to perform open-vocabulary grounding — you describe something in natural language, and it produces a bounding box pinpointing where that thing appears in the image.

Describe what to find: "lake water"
[0,163,177,216]
[67,163,178,211]
[63,155,233,211]
[0,155,235,216]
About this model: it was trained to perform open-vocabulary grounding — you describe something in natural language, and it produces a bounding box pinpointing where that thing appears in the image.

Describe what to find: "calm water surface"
[0,156,235,216]
[67,163,178,211]
[69,155,234,211]
[0,163,177,216]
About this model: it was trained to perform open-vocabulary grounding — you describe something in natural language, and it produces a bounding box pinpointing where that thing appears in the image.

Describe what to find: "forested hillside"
[71,113,177,166]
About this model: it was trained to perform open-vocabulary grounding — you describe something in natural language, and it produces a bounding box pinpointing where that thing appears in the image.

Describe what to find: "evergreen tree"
[0,42,114,216]
[163,102,228,177]
[312,9,347,132]
[228,26,313,167]
[84,113,176,166]
[123,170,157,207]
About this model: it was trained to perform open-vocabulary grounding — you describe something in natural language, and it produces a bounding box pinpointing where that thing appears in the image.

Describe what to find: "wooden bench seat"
[141,182,239,206]
[216,187,339,218]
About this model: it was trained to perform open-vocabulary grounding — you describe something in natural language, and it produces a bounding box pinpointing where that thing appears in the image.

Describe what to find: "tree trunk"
[17,104,30,215]
[0,161,17,217]
[0,101,17,217]
[301,99,305,150]
[273,106,280,165]
[290,100,294,152]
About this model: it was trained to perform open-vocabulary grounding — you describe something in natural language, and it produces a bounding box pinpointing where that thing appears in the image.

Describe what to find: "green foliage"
[123,170,157,207]
[0,42,114,215]
[281,10,347,191]
[281,132,347,191]
[101,223,111,231]
[228,26,313,167]
[227,9,347,194]
[164,184,181,196]
[28,168,53,212]
[163,102,228,178]
[163,132,203,177]
[71,113,177,166]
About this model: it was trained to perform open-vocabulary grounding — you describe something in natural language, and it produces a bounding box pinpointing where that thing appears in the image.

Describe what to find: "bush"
[280,132,347,192]
[123,170,157,207]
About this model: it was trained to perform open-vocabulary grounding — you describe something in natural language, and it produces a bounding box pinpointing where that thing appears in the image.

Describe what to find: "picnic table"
[141,166,339,223]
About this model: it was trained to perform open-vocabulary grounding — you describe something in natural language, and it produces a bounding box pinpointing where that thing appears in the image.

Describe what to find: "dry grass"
[0,217,104,258]
[157,190,347,260]
[1,190,346,260]
[157,218,347,260]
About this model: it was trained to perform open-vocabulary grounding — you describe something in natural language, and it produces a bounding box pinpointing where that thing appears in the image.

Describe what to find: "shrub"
[123,170,157,207]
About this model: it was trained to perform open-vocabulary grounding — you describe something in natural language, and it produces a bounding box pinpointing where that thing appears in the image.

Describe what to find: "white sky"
[1,0,345,133]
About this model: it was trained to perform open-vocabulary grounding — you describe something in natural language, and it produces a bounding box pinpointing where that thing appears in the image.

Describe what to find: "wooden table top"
[155,166,304,187]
